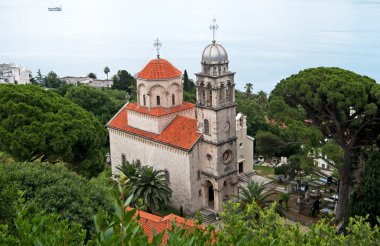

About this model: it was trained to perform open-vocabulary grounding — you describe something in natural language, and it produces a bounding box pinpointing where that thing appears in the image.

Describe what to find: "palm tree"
[104,66,110,80]
[131,166,172,213]
[237,181,275,208]
[117,160,141,183]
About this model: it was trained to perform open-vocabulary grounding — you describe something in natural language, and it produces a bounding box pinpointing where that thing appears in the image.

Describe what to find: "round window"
[222,150,233,164]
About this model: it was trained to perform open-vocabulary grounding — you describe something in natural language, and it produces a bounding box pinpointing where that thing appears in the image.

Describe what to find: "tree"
[0,85,107,177]
[87,72,97,79]
[117,160,141,183]
[183,70,195,92]
[104,66,110,80]
[130,166,172,213]
[44,71,63,88]
[112,70,136,93]
[65,85,119,124]
[272,67,380,221]
[1,161,113,235]
[236,181,275,208]
[244,83,253,96]
[35,69,44,85]
[349,150,380,226]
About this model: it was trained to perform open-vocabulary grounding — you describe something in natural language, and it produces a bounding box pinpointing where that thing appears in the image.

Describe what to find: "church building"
[107,31,254,214]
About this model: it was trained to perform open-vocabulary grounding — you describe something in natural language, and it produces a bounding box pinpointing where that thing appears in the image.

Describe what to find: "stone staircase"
[200,209,216,224]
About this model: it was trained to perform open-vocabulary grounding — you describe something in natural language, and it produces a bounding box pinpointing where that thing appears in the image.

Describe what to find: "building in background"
[61,76,113,88]
[0,63,30,84]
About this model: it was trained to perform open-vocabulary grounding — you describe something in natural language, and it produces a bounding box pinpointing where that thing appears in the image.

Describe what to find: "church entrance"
[205,180,214,209]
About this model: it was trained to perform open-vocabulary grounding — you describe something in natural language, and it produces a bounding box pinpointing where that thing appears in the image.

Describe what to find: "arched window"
[143,95,146,106]
[156,96,160,106]
[121,154,126,164]
[204,119,209,135]
[172,94,175,105]
[164,169,170,183]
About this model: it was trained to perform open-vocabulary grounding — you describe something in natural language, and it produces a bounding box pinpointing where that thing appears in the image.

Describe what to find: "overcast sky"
[1,0,379,92]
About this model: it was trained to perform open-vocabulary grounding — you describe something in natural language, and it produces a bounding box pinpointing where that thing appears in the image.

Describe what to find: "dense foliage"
[1,162,113,235]
[112,69,136,95]
[349,150,380,226]
[0,85,107,177]
[272,67,380,221]
[65,85,119,124]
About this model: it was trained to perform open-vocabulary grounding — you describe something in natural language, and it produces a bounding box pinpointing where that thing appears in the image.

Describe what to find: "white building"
[61,76,113,88]
[0,63,30,84]
[107,39,254,214]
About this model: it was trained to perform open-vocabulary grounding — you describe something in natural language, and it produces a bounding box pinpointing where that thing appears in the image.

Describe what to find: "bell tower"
[196,20,238,212]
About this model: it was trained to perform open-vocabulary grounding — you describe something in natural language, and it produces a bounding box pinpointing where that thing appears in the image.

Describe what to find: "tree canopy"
[112,69,136,93]
[1,161,113,235]
[0,85,107,177]
[271,67,380,221]
[65,85,119,124]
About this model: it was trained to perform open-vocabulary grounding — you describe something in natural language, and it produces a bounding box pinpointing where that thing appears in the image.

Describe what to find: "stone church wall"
[109,128,195,214]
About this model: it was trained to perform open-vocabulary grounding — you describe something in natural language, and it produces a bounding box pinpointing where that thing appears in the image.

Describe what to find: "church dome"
[137,58,182,80]
[201,43,228,64]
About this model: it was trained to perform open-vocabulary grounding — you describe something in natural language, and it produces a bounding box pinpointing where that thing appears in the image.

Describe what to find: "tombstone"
[287,184,292,193]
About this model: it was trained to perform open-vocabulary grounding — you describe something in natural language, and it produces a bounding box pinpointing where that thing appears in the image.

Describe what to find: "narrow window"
[164,169,170,183]
[209,89,212,106]
[199,190,202,196]
[204,119,209,135]
[172,94,175,105]
[157,95,160,106]
[121,154,126,164]
[143,95,146,106]
[197,170,201,180]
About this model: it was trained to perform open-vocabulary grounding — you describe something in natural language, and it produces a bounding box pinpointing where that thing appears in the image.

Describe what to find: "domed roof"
[137,58,182,80]
[201,42,228,64]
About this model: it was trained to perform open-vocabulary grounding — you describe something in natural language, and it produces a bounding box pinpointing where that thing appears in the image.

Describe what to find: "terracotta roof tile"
[107,103,201,151]
[126,208,201,243]
[137,58,182,80]
[127,102,195,117]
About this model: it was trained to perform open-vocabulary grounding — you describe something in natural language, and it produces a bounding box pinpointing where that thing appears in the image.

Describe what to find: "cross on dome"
[153,38,163,59]
[209,19,219,44]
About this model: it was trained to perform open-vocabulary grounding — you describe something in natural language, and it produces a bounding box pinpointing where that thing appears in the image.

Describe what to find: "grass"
[253,165,274,177]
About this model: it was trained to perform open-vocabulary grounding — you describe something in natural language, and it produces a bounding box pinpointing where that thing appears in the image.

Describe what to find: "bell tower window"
[157,96,160,106]
[172,94,175,105]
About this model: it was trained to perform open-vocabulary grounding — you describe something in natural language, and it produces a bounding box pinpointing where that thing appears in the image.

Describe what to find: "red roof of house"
[107,103,201,151]
[127,208,200,243]
[137,58,182,80]
[127,101,195,117]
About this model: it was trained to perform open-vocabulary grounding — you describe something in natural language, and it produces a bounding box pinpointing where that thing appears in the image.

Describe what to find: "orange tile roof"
[137,58,182,80]
[127,208,200,243]
[127,102,195,116]
[107,103,201,151]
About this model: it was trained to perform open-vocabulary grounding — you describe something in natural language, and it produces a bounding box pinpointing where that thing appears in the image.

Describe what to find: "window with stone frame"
[143,95,146,106]
[204,119,210,135]
[164,169,170,183]
[157,95,160,106]
[172,94,175,105]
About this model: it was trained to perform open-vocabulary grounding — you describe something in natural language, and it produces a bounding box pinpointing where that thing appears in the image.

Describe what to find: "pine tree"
[349,151,380,226]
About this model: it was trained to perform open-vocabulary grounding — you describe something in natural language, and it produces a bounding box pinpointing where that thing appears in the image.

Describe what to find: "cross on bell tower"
[209,19,219,44]
[153,38,163,59]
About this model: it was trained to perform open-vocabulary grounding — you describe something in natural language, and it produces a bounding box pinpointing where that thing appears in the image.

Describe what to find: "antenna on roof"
[209,19,218,44]
[153,38,163,59]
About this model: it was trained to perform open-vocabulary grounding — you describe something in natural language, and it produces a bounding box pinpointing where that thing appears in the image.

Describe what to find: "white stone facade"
[0,63,30,84]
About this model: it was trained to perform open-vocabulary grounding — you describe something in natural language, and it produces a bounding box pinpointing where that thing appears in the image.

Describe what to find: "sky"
[1,0,379,92]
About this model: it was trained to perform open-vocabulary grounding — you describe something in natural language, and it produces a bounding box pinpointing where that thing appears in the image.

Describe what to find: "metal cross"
[209,19,219,43]
[153,38,162,58]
